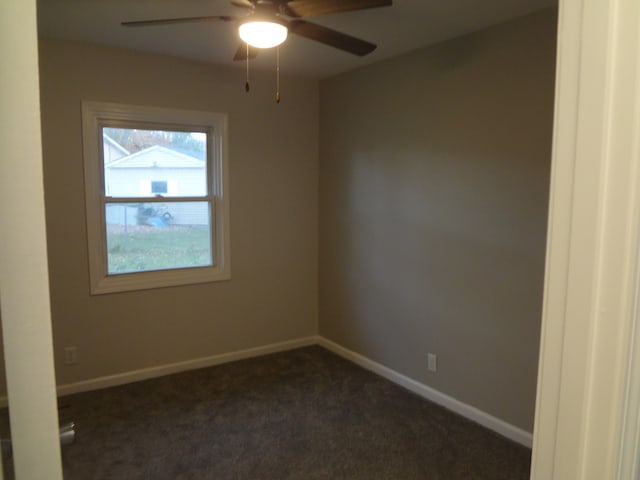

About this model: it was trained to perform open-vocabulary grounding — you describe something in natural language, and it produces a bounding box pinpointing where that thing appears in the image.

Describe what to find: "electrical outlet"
[64,347,77,365]
[427,353,437,372]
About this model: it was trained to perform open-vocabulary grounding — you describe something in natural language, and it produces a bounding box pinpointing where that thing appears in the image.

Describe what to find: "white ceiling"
[37,0,557,79]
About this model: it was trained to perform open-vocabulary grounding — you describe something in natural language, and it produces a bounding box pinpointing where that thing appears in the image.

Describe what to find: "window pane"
[102,127,207,198]
[105,202,213,274]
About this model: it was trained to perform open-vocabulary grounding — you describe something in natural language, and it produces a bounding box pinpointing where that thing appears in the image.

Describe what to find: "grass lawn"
[106,225,212,274]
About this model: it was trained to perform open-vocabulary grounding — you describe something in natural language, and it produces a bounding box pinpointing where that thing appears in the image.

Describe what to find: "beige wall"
[37,39,319,386]
[318,9,556,431]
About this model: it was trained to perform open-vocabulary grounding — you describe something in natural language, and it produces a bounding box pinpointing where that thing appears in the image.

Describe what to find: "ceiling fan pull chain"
[276,46,281,104]
[245,43,250,92]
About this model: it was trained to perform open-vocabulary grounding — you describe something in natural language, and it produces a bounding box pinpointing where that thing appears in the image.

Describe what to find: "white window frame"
[82,101,230,294]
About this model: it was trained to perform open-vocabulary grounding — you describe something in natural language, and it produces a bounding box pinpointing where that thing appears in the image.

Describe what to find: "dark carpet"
[53,346,529,479]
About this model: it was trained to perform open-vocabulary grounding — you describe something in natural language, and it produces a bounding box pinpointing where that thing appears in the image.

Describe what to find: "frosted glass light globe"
[239,21,288,49]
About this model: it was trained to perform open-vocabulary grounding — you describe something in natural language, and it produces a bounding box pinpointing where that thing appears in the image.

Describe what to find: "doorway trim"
[531,0,640,478]
[0,0,64,478]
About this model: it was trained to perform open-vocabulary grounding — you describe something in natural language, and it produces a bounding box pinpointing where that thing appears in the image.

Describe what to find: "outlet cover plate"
[427,353,437,372]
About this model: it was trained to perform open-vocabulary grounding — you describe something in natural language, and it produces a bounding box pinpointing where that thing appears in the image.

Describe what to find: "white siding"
[105,205,138,226]
[106,167,206,198]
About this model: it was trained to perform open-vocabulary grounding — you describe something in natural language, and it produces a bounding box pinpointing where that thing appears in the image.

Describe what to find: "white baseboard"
[0,334,533,448]
[316,336,533,448]
[55,336,317,398]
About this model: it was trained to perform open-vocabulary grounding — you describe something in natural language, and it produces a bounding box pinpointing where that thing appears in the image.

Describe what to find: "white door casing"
[0,0,64,478]
[531,0,640,478]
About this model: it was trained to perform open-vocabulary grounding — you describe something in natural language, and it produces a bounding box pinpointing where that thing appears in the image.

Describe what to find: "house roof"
[103,132,130,158]
[106,145,205,169]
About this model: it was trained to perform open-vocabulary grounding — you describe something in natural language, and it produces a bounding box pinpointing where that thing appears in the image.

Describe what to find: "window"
[82,102,230,294]
[151,181,168,195]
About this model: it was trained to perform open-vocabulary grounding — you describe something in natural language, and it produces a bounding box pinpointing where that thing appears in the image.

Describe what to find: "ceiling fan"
[121,0,393,61]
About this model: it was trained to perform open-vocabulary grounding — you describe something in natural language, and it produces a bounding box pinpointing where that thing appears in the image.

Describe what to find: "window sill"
[90,265,231,295]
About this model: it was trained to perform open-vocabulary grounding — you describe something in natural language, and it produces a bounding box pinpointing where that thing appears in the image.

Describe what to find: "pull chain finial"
[275,46,281,103]
[245,43,250,92]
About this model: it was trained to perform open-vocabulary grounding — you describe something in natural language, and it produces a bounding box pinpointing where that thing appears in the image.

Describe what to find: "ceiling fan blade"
[230,0,255,9]
[285,0,392,18]
[233,43,259,61]
[122,16,236,27]
[287,20,377,56]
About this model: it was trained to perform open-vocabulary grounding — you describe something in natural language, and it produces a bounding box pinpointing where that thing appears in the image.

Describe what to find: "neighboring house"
[105,145,208,226]
[103,132,130,164]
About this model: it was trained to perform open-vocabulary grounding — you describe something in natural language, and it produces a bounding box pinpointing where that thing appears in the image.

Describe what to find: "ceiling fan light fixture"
[239,21,288,49]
